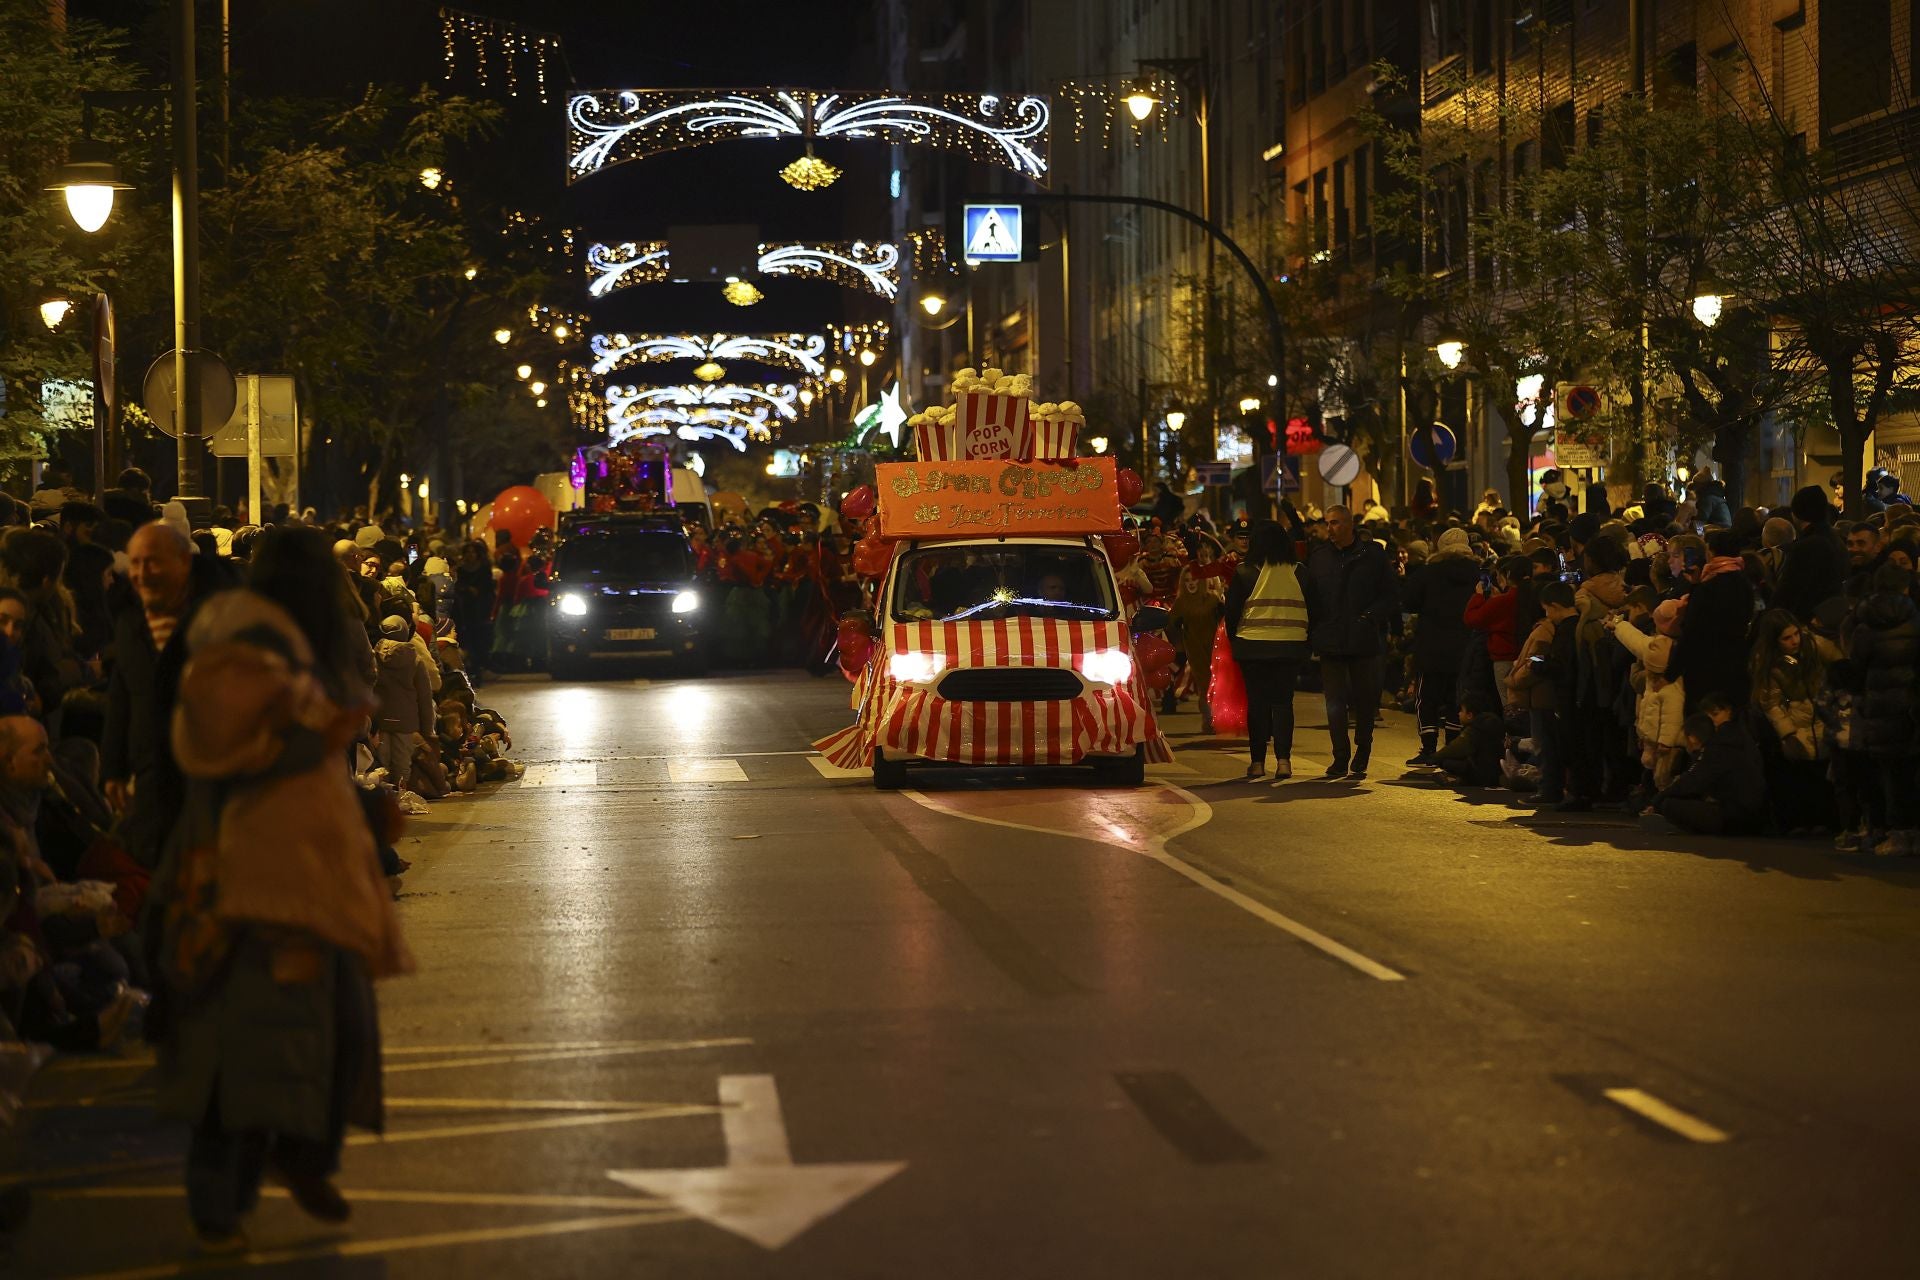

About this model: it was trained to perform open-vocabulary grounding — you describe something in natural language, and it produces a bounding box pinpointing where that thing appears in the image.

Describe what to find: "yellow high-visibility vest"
[1238,562,1308,643]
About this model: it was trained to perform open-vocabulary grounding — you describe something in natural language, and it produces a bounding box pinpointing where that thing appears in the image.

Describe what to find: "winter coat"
[1573,572,1629,706]
[1661,718,1766,811]
[1436,709,1505,786]
[373,638,435,737]
[1509,616,1568,711]
[1402,553,1479,673]
[1636,676,1686,757]
[150,591,409,1143]
[1302,536,1398,657]
[1844,590,1920,756]
[1674,569,1756,711]
[1754,655,1826,759]
[1774,526,1849,621]
[1463,586,1520,661]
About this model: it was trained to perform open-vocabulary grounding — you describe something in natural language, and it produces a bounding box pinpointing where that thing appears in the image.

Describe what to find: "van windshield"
[556,530,690,581]
[891,545,1117,623]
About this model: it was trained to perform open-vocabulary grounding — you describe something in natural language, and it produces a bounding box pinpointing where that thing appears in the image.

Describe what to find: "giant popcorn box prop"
[908,405,958,461]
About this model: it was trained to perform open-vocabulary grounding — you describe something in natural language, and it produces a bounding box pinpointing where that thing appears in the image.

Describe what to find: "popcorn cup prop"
[908,406,958,461]
[1029,401,1086,460]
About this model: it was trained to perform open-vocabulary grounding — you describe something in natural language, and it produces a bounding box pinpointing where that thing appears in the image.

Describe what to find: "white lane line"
[904,783,1405,983]
[519,762,599,788]
[668,758,751,784]
[1602,1088,1731,1144]
[807,755,871,780]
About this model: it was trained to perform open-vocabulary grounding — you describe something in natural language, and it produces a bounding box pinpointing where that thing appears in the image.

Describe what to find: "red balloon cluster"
[1101,530,1140,570]
[840,484,877,520]
[1116,467,1144,509]
[1133,629,1177,691]
[852,533,892,578]
[836,614,875,681]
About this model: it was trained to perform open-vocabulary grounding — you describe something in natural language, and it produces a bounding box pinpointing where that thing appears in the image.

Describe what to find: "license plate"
[604,627,656,641]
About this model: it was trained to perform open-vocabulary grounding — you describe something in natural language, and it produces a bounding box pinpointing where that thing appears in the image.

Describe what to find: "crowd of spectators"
[1168,471,1896,851]
[0,468,522,1139]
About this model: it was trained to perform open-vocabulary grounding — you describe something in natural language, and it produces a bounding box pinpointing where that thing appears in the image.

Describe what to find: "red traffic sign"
[1558,383,1602,422]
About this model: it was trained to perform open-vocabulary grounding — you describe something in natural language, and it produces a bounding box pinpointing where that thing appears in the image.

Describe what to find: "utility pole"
[171,0,204,504]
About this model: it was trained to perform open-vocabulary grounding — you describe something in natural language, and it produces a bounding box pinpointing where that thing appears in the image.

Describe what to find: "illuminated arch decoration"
[584,239,902,300]
[566,89,1051,185]
[589,331,830,377]
[605,384,787,451]
[619,381,801,422]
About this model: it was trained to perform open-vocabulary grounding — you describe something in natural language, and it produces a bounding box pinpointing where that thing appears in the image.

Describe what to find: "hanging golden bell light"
[779,144,841,192]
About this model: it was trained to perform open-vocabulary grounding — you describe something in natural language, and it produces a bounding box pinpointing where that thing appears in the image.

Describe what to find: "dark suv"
[547,516,706,678]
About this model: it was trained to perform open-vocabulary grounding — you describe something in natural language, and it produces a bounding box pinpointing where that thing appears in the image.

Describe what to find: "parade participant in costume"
[1171,536,1227,733]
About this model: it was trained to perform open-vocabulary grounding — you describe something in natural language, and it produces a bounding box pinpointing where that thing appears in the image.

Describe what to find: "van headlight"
[888,651,948,683]
[558,592,588,617]
[1077,648,1134,686]
[671,590,700,614]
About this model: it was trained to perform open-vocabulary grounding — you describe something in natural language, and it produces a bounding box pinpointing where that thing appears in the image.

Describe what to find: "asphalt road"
[11,669,1920,1279]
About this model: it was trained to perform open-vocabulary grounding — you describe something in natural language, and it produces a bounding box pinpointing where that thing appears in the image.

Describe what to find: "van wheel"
[872,748,908,791]
[1096,746,1147,788]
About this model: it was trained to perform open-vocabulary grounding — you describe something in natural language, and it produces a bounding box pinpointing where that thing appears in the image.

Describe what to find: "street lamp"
[1690,275,1726,328]
[828,367,847,386]
[1122,78,1159,122]
[418,166,444,190]
[919,292,947,318]
[38,298,73,331]
[799,387,815,409]
[529,381,547,396]
[1238,396,1261,414]
[1433,328,1466,371]
[44,142,132,234]
[493,327,512,345]
[858,349,877,367]
[1166,410,1188,432]
[515,364,532,380]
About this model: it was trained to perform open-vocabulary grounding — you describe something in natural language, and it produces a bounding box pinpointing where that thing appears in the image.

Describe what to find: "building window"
[1429,0,1465,61]
[1333,157,1350,251]
[1353,144,1371,246]
[1819,0,1889,131]
[1655,42,1697,108]
[1313,168,1330,252]
[1542,101,1575,170]
[1471,0,1494,72]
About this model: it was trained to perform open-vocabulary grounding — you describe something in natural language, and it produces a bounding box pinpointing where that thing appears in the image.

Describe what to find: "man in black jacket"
[102,523,227,868]
[1775,485,1849,621]
[1302,505,1398,778]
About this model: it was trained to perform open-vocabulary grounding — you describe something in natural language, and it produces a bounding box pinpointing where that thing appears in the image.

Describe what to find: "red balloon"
[852,535,892,578]
[1144,664,1175,691]
[841,484,877,520]
[1134,632,1177,672]
[491,485,555,548]
[1102,530,1139,570]
[838,632,873,679]
[1119,581,1140,605]
[1116,467,1145,509]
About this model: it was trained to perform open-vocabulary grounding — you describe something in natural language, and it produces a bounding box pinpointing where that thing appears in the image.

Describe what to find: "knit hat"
[1652,599,1684,637]
[1404,540,1432,563]
[1568,512,1602,545]
[1436,527,1472,557]
[355,524,383,549]
[1762,517,1796,549]
[423,556,450,577]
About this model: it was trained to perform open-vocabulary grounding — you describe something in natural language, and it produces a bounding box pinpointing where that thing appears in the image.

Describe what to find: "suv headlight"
[671,589,700,614]
[1078,648,1134,686]
[888,651,947,683]
[558,592,588,617]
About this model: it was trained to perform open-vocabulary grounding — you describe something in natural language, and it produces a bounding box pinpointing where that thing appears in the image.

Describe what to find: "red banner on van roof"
[874,458,1121,539]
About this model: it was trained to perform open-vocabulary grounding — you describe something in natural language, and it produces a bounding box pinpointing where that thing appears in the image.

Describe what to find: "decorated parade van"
[815,371,1174,789]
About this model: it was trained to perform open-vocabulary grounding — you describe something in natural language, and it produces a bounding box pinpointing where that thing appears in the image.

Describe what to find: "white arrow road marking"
[606,1074,906,1250]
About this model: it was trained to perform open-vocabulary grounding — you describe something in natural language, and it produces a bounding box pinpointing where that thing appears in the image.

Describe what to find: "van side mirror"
[1130,604,1170,634]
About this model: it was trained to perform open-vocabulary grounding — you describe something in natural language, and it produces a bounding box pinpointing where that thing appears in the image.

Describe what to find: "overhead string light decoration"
[566,89,1050,185]
[589,331,831,378]
[438,7,568,104]
[584,239,902,300]
[1054,74,1185,147]
[780,146,842,191]
[602,387,783,452]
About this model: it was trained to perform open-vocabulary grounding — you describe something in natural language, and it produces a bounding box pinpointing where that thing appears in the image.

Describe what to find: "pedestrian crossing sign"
[962,204,1025,263]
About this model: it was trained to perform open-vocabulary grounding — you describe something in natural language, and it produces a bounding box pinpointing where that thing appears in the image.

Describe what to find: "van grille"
[936,668,1083,702]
